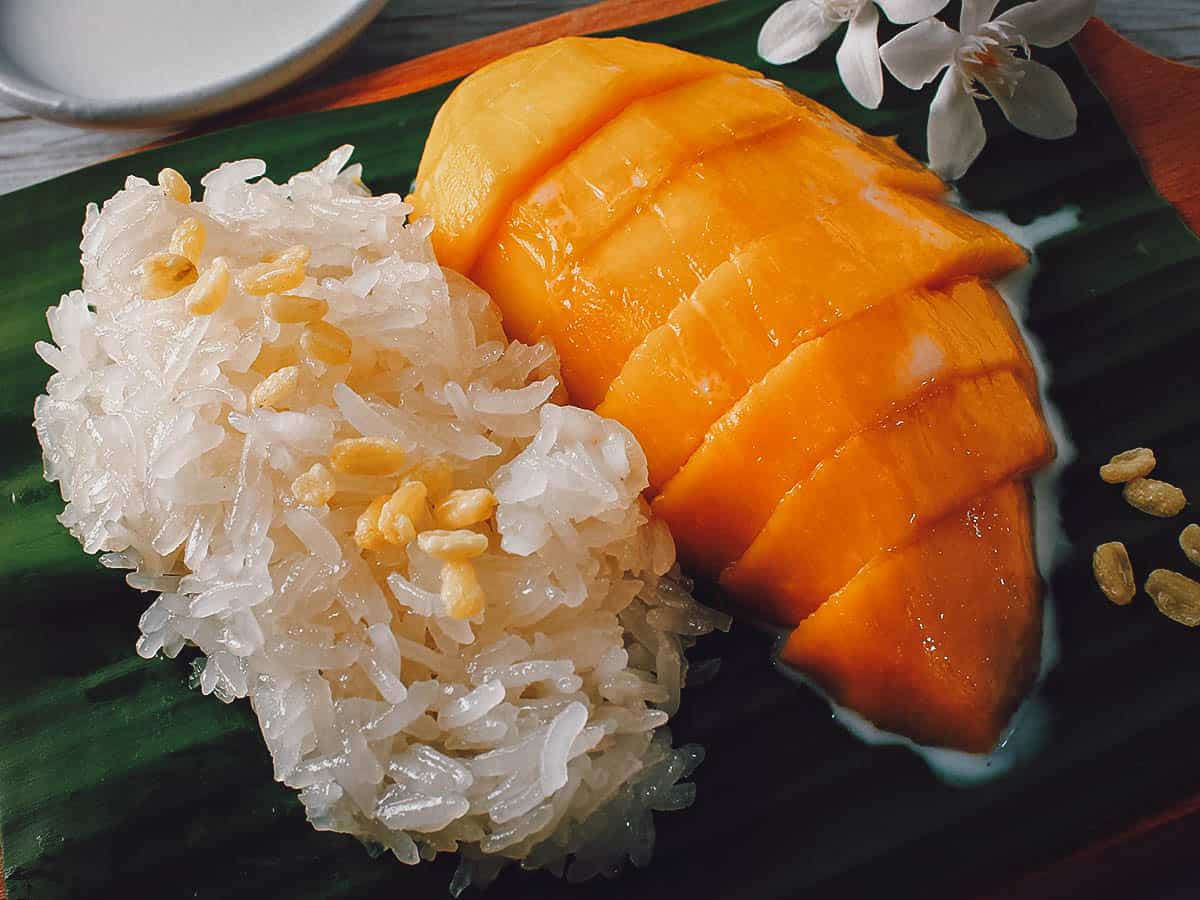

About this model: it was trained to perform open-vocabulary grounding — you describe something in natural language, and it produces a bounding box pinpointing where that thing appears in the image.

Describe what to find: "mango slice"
[410,37,1053,751]
[779,481,1042,752]
[409,37,747,272]
[723,370,1053,625]
[473,81,960,408]
[602,202,1026,490]
[654,278,1033,575]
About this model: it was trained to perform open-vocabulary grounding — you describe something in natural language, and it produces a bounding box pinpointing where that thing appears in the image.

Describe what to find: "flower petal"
[927,71,986,180]
[1000,0,1098,48]
[875,0,951,26]
[880,18,960,89]
[993,59,1077,139]
[757,0,839,64]
[836,5,884,108]
[960,0,1001,35]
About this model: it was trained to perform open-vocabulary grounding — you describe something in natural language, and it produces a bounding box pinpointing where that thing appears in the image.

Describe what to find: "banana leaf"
[2,1,1199,897]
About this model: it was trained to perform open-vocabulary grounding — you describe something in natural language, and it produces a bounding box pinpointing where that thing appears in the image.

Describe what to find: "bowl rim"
[0,0,388,128]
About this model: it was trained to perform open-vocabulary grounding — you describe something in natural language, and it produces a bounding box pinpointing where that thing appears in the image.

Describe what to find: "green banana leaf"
[3,1,1200,898]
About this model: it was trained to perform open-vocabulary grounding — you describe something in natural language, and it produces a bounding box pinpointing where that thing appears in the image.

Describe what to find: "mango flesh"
[602,204,1027,490]
[653,278,1034,577]
[473,83,956,408]
[724,370,1053,625]
[409,36,1051,750]
[780,481,1042,753]
[409,37,748,273]
[468,72,801,363]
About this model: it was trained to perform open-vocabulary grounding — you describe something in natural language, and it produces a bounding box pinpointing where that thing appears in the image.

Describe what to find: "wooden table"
[0,0,1194,196]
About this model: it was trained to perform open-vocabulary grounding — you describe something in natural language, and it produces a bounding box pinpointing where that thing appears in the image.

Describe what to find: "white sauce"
[0,0,363,100]
[772,203,1080,785]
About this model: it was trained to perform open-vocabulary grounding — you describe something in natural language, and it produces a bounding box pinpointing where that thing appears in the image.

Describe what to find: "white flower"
[880,0,1098,179]
[758,0,950,108]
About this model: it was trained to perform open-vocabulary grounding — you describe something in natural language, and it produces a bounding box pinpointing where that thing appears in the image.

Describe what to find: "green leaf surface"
[2,1,1199,897]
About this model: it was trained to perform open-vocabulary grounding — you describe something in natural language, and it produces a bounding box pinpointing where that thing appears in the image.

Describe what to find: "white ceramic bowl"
[0,0,388,128]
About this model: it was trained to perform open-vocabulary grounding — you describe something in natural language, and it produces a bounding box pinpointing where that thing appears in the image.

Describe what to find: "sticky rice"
[32,147,730,889]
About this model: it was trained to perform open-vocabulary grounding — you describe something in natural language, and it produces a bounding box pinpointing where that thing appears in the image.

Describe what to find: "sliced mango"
[601,202,1027,489]
[474,74,948,319]
[501,121,964,408]
[482,74,804,281]
[408,37,749,272]
[410,37,1053,752]
[723,370,1053,625]
[780,481,1042,752]
[471,77,966,408]
[653,278,1033,574]
[469,71,801,367]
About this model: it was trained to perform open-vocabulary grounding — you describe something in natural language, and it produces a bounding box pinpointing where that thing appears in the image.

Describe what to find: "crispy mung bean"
[301,321,353,365]
[418,529,489,562]
[240,250,307,296]
[379,481,428,545]
[264,293,328,324]
[354,496,389,552]
[169,216,206,265]
[185,257,230,316]
[435,488,497,529]
[261,244,311,266]
[157,167,191,204]
[408,457,454,501]
[1145,569,1200,627]
[250,365,300,409]
[1099,447,1156,484]
[330,437,406,476]
[378,509,416,546]
[1123,477,1187,518]
[250,342,299,376]
[441,560,485,619]
[136,252,198,300]
[291,463,335,507]
[1092,541,1136,606]
[1180,524,1200,567]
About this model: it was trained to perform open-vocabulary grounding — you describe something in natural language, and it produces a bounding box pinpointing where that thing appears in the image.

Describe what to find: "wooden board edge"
[270,0,721,115]
[1072,18,1200,235]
